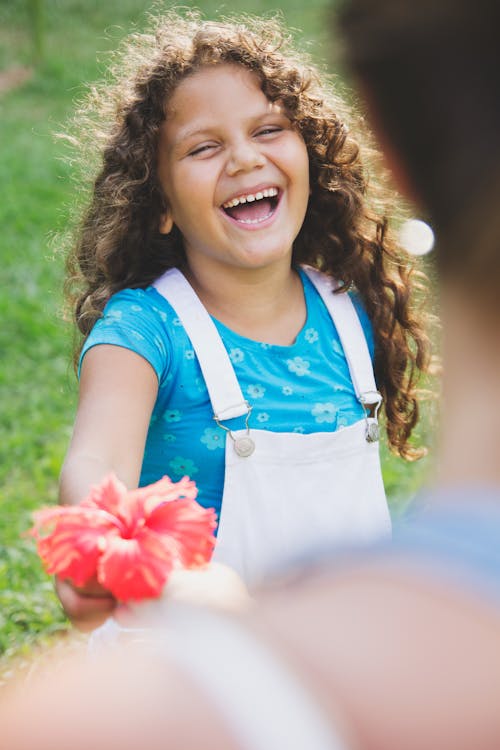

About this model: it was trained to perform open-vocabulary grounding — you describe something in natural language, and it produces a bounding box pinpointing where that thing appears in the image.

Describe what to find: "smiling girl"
[58,12,431,627]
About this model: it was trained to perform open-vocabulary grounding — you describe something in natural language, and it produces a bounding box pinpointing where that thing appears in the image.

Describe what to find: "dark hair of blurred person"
[2,3,500,750]
[338,0,500,293]
[339,0,500,490]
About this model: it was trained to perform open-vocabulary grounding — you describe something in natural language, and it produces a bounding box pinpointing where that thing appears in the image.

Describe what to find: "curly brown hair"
[64,10,433,459]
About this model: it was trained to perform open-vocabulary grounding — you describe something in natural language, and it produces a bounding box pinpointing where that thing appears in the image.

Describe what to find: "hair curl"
[63,10,433,459]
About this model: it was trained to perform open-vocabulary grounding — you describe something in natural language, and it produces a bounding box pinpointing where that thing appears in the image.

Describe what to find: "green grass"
[0,0,435,665]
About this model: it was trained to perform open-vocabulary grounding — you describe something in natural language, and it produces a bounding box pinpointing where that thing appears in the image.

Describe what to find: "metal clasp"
[359,391,383,443]
[213,401,255,457]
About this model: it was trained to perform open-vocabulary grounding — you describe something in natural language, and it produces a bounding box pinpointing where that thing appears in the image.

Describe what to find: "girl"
[59,12,431,626]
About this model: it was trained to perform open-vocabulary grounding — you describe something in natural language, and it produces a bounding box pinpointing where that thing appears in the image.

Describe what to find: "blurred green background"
[0,0,435,666]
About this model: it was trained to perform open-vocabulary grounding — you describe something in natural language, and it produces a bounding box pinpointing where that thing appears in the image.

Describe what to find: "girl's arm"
[60,344,158,503]
[57,344,159,629]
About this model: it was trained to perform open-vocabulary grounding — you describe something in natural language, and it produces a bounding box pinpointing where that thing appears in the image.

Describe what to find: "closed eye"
[188,143,219,157]
[255,126,283,137]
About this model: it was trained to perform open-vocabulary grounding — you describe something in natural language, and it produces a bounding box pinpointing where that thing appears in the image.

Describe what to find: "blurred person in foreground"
[2,1,500,748]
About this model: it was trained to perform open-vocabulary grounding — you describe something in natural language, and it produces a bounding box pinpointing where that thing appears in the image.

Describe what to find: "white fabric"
[153,267,378,417]
[302,267,378,401]
[91,605,348,750]
[216,419,388,582]
[153,268,248,420]
[162,605,347,750]
[154,267,390,584]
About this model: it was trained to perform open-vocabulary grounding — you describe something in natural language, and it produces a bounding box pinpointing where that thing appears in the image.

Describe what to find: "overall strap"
[153,268,248,421]
[303,267,380,406]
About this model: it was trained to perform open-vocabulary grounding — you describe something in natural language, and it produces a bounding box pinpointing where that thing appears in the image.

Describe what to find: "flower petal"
[97,532,175,602]
[129,475,198,513]
[83,474,128,516]
[83,474,142,536]
[30,473,213,602]
[147,499,217,567]
[31,506,118,587]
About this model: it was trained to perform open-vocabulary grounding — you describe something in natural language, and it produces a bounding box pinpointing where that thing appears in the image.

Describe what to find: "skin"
[253,562,500,750]
[0,641,237,750]
[435,283,500,488]
[6,16,500,749]
[3,564,500,750]
[356,84,500,491]
[58,63,311,628]
[158,63,311,344]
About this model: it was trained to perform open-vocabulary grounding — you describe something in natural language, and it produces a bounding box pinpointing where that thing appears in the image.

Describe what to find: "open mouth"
[221,187,281,225]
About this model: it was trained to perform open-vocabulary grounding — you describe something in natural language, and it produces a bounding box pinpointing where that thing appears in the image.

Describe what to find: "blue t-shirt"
[80,269,374,516]
[389,490,500,602]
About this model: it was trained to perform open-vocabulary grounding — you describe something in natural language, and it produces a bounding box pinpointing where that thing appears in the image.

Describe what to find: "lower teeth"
[237,212,273,225]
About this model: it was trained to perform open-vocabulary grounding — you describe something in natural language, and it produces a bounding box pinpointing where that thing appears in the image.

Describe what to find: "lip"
[219,189,283,231]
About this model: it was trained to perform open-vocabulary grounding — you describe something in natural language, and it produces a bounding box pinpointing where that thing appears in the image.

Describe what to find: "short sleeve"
[78,288,171,382]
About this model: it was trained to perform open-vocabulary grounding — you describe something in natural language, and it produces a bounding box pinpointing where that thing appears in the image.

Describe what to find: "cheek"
[283,137,310,186]
[165,168,220,235]
[172,163,216,205]
[162,173,199,220]
[291,152,311,202]
[297,140,310,176]
[289,141,311,217]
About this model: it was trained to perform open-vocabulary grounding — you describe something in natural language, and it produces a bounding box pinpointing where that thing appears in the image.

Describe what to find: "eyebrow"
[174,126,215,147]
[171,105,287,151]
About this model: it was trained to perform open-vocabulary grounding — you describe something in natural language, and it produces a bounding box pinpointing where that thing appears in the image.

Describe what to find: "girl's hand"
[115,563,251,629]
[162,564,251,611]
[56,575,117,632]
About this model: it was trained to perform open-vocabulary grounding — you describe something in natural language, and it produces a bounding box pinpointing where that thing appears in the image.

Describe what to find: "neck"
[183,257,305,345]
[436,283,500,489]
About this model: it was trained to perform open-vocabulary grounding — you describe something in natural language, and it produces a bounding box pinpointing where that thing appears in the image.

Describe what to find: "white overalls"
[153,267,390,584]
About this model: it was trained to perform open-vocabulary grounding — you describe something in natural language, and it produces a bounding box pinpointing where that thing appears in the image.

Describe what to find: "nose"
[226,138,266,176]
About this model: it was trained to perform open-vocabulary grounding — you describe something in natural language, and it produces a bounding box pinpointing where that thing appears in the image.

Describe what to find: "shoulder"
[300,268,375,359]
[392,493,500,604]
[80,287,179,382]
[101,286,170,321]
[92,286,174,344]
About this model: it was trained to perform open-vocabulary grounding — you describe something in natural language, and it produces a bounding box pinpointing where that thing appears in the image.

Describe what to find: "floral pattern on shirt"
[80,272,375,518]
[169,456,199,477]
[247,384,266,399]
[256,412,270,423]
[312,402,337,424]
[162,433,177,443]
[201,427,225,451]
[286,356,311,377]
[163,409,182,423]
[304,327,319,344]
[229,348,244,364]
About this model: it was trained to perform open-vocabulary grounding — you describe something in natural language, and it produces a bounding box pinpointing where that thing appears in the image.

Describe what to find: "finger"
[55,578,116,632]
[72,574,113,598]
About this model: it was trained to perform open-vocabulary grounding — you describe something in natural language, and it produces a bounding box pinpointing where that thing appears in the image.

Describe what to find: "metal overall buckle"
[213,401,255,458]
[359,391,383,443]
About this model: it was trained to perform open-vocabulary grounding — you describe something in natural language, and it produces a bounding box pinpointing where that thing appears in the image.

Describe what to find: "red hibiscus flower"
[31,474,217,602]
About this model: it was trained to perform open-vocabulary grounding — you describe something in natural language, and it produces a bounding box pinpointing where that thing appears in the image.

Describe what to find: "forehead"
[167,64,262,109]
[163,64,282,132]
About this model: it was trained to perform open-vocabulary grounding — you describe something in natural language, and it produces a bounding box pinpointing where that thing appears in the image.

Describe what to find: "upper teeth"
[222,187,278,209]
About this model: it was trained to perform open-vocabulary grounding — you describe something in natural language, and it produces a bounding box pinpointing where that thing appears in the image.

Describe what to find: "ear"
[159,210,174,235]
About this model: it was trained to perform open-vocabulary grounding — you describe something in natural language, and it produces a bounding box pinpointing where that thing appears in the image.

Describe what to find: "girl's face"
[157,64,310,276]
